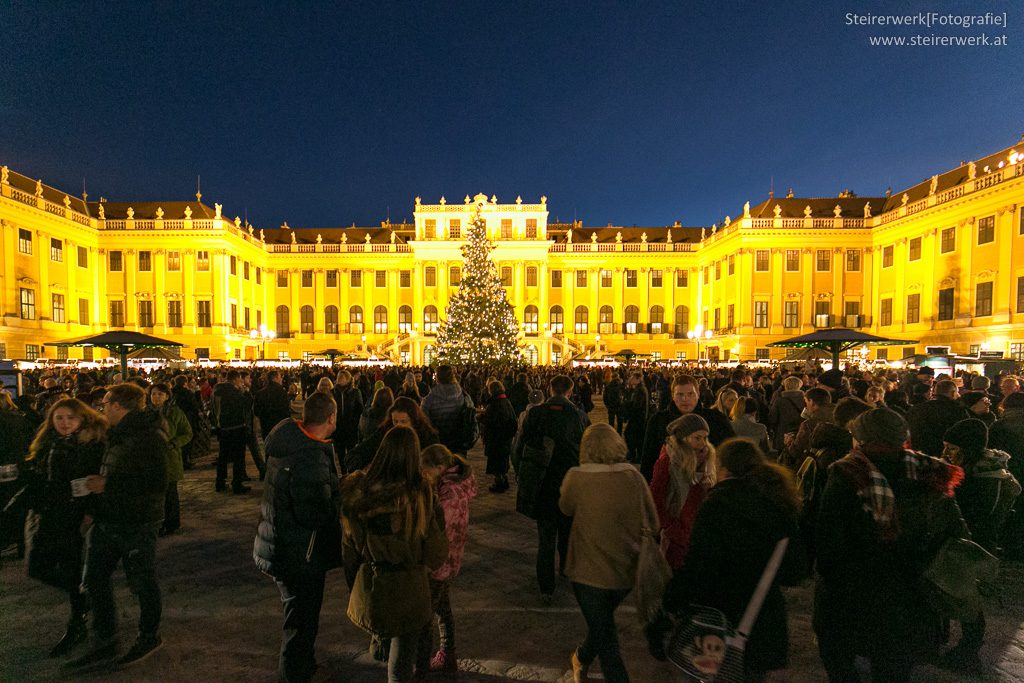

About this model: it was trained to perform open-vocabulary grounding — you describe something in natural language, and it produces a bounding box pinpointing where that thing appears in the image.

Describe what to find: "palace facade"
[2,139,1023,366]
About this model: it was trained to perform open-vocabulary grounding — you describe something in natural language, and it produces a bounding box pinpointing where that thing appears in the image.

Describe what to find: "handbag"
[920,536,998,621]
[668,538,789,682]
[635,508,671,626]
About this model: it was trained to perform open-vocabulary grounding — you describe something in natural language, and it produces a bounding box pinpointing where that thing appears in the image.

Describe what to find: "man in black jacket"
[212,370,251,494]
[254,392,341,683]
[907,379,970,457]
[254,370,292,438]
[622,372,649,463]
[330,369,363,468]
[603,372,624,433]
[72,383,169,668]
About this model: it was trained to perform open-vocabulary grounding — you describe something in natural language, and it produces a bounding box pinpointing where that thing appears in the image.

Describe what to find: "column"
[154,250,166,330]
[590,267,599,337]
[832,248,843,325]
[290,269,301,336]
[770,250,783,334]
[125,249,137,327]
[995,205,1015,321]
[95,248,105,327]
[38,231,50,321]
[183,250,196,329]
[437,261,449,313]
[923,231,936,324]
[67,240,78,327]
[314,268,325,334]
[868,247,881,332]
[894,239,907,328]
[800,248,813,329]
[2,221,15,318]
[388,268,399,334]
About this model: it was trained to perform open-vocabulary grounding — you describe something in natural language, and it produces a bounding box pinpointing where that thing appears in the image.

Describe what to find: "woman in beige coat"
[559,423,658,683]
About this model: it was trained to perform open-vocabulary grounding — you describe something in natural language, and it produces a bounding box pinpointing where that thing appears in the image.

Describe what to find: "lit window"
[425,266,436,287]
[755,250,769,271]
[940,227,955,253]
[52,294,65,323]
[20,288,35,320]
[550,306,564,333]
[525,219,537,239]
[423,306,438,334]
[977,216,995,244]
[574,306,588,334]
[501,219,513,239]
[754,301,769,328]
[784,301,799,328]
[845,249,860,271]
[524,306,539,334]
[908,237,922,261]
[373,305,387,333]
[398,306,412,333]
[50,238,63,262]
[18,229,32,255]
[623,306,639,334]
[424,219,436,239]
[197,250,210,271]
[109,251,123,271]
[625,269,637,287]
[167,251,181,271]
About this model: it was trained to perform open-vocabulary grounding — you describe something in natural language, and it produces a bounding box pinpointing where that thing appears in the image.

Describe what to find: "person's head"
[666,413,711,458]
[549,375,573,397]
[370,386,395,413]
[488,380,506,396]
[421,442,468,475]
[268,370,282,385]
[102,383,146,426]
[671,375,700,414]
[366,425,423,488]
[850,407,909,448]
[833,396,872,431]
[148,382,172,408]
[714,387,738,415]
[580,423,628,465]
[528,389,545,406]
[715,438,801,513]
[729,396,754,421]
[916,366,935,384]
[731,368,748,384]
[302,391,337,437]
[664,414,715,515]
[817,369,844,393]
[28,397,106,461]
[971,375,991,391]
[1001,376,1021,396]
[437,365,455,385]
[931,379,957,400]
[42,377,57,390]
[316,377,334,394]
[942,418,988,470]
[226,369,241,387]
[865,385,885,407]
[804,387,831,411]
[335,369,351,387]
[387,396,436,439]
[782,375,803,392]
[961,391,992,415]
[0,392,17,412]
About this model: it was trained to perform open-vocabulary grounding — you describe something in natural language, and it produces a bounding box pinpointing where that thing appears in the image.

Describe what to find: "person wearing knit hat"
[666,413,710,440]
[961,391,995,427]
[942,418,989,469]
[850,407,909,448]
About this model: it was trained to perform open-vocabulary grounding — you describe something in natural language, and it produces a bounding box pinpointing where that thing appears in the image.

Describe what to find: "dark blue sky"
[2,1,1020,228]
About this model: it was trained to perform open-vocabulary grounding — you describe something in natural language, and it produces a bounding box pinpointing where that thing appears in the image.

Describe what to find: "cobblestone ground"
[2,396,1022,682]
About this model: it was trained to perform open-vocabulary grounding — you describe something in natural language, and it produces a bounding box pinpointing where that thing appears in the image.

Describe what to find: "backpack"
[457,395,479,452]
[796,451,823,508]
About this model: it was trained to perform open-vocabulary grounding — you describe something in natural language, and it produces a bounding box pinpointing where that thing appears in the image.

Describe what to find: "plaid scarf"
[833,445,963,541]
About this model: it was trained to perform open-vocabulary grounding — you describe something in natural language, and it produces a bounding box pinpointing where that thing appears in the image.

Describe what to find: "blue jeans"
[83,522,161,643]
[572,582,631,682]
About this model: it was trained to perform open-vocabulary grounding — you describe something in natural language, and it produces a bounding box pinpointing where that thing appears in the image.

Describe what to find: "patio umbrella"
[316,348,346,361]
[766,328,916,370]
[45,331,185,379]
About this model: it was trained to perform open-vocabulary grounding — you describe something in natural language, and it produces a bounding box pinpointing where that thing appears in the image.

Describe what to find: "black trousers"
[217,429,247,488]
[276,570,326,683]
[536,512,572,595]
[83,522,161,643]
[573,582,631,683]
[163,481,180,532]
[246,429,267,476]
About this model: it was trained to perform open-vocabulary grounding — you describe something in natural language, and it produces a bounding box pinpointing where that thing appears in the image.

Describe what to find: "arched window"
[574,305,588,334]
[674,305,689,337]
[550,305,564,334]
[398,305,412,333]
[523,345,539,365]
[349,305,363,334]
[373,305,388,334]
[624,305,639,334]
[276,305,290,338]
[423,305,438,335]
[523,305,539,335]
[599,305,614,334]
[300,305,314,334]
[649,305,664,334]
[325,305,339,334]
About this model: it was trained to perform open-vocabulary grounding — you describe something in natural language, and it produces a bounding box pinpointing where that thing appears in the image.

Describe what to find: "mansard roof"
[745,196,883,220]
[5,168,92,215]
[548,226,704,244]
[85,201,219,220]
[260,225,415,245]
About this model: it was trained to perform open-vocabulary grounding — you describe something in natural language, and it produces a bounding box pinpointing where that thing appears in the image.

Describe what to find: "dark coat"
[640,404,735,481]
[213,382,251,433]
[96,409,169,527]
[767,390,805,452]
[254,381,292,438]
[253,419,342,578]
[343,424,439,474]
[989,409,1024,483]
[330,384,364,450]
[603,379,624,415]
[508,381,531,416]
[481,393,518,476]
[518,395,590,519]
[662,477,806,676]
[421,383,476,453]
[907,397,971,457]
[955,449,1021,552]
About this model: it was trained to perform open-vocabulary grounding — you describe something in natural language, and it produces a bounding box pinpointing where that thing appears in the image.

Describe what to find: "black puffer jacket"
[421,383,476,453]
[254,419,342,578]
[96,409,168,526]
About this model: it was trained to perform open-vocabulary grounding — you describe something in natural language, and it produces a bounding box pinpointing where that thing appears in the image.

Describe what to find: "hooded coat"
[955,448,1021,552]
[431,461,477,581]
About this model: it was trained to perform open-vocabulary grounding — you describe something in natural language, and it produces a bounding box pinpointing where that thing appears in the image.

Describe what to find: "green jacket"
[159,402,193,482]
[97,408,169,526]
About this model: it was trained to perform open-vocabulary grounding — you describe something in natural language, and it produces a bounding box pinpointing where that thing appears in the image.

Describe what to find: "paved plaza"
[2,397,1023,682]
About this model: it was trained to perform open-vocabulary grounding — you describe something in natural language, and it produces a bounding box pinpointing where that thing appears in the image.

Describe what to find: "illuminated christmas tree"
[436,207,522,364]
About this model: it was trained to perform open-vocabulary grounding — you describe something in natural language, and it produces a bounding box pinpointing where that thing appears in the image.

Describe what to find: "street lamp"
[250,324,275,360]
[686,325,713,362]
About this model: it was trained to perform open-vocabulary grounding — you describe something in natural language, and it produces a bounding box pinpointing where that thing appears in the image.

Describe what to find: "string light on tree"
[436,204,522,364]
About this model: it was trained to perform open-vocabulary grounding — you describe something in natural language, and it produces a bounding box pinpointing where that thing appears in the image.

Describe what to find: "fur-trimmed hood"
[341,470,437,536]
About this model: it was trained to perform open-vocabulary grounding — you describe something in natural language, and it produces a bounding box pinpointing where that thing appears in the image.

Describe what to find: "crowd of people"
[1,358,1023,682]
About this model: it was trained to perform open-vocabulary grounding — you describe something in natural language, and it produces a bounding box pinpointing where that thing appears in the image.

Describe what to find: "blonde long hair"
[27,397,107,462]
[664,434,716,517]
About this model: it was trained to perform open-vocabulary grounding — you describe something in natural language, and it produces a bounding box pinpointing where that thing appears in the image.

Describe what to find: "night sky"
[2,1,1020,229]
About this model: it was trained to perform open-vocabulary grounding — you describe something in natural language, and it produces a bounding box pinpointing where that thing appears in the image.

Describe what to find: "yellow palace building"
[2,138,1023,366]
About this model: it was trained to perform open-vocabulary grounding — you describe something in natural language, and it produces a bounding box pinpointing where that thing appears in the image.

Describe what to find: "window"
[905,293,921,324]
[714,308,721,331]
[576,270,587,288]
[1011,343,1024,362]
[50,238,63,262]
[882,245,894,267]
[256,267,262,284]
[880,298,892,326]
[448,219,460,239]
[816,249,831,272]
[277,270,289,287]
[300,305,314,333]
[574,306,588,334]
[754,301,768,329]
[423,306,438,334]
[109,300,124,327]
[25,344,40,361]
[755,250,769,271]
[727,304,735,329]
[756,348,770,361]
[424,219,436,239]
[977,215,995,244]
[908,237,922,261]
[715,261,721,280]
[550,305,564,333]
[784,301,799,328]
[399,270,411,288]
[525,219,537,239]
[501,267,513,286]
[845,301,861,324]
[938,287,955,321]
[524,305,539,335]
[1018,277,1024,313]
[375,271,386,288]
[651,270,663,287]
[623,306,639,334]
[976,281,993,317]
[256,310,262,329]
[877,348,889,361]
[243,261,250,280]
[79,298,90,325]
[245,307,252,331]
[138,300,153,327]
[527,267,538,287]
[136,251,151,272]
[650,305,664,334]
[349,306,363,333]
[325,306,339,334]
[600,270,612,287]
[229,255,237,275]
[398,305,412,333]
[18,228,32,254]
[674,306,689,336]
[109,250,123,271]
[373,306,387,334]
[57,346,67,361]
[52,294,65,323]
[846,249,861,271]
[326,270,338,287]
[600,306,615,334]
[230,303,238,329]
[77,246,88,268]
[551,270,562,288]
[501,219,513,239]
[197,250,210,271]
[676,269,688,287]
[449,266,460,285]
[276,305,290,337]
[703,267,709,285]
[197,301,212,328]
[168,301,182,327]
[625,269,637,287]
[81,346,93,361]
[301,270,313,288]
[940,227,956,253]
[814,301,831,327]
[167,251,181,271]
[424,266,437,287]
[350,270,362,287]
[19,288,35,320]
[728,255,735,275]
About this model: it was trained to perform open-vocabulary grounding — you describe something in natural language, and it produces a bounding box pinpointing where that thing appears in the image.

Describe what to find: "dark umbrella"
[766,328,916,370]
[45,331,185,380]
[317,348,346,362]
